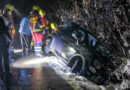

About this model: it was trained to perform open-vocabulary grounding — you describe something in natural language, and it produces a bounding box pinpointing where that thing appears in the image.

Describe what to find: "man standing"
[2,4,15,42]
[39,9,49,42]
[39,10,49,32]
[19,16,32,55]
[2,4,16,60]
[0,17,11,90]
[30,6,45,57]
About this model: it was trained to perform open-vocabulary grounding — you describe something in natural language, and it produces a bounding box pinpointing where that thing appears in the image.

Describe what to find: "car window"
[59,26,74,36]
[88,34,97,47]
[71,28,87,43]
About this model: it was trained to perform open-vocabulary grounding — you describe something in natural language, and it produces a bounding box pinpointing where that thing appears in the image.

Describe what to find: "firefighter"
[39,9,49,34]
[2,4,16,59]
[19,16,32,55]
[2,4,15,42]
[0,17,11,90]
[50,22,59,33]
[30,6,46,57]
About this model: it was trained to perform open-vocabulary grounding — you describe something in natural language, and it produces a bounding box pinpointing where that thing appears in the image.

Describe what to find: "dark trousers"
[20,33,32,54]
[0,49,10,73]
[0,49,11,89]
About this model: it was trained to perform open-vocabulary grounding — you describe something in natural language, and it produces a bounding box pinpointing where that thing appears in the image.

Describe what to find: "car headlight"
[61,53,66,58]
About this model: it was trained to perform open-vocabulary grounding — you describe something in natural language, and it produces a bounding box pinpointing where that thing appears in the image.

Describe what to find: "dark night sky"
[0,0,56,17]
[0,0,71,23]
[0,0,60,23]
[0,0,54,11]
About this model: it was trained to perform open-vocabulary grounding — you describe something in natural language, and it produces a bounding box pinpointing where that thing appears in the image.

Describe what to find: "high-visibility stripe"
[32,29,42,32]
[35,50,42,51]
[36,54,43,56]
[30,17,38,22]
[35,49,42,51]
[35,48,42,50]
[34,47,41,49]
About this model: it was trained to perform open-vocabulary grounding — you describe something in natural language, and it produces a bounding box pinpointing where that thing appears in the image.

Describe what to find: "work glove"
[42,29,46,34]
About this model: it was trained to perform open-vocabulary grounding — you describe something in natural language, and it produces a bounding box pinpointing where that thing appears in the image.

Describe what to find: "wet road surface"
[10,66,74,90]
[9,54,74,90]
[3,50,108,90]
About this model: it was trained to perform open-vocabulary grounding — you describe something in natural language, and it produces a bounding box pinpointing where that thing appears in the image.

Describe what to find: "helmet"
[4,4,13,11]
[50,23,58,30]
[32,5,40,11]
[39,10,46,16]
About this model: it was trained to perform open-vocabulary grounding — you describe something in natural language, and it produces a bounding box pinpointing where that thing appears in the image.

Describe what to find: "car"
[42,23,116,85]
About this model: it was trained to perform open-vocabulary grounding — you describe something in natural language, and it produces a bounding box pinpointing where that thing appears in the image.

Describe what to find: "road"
[1,49,120,90]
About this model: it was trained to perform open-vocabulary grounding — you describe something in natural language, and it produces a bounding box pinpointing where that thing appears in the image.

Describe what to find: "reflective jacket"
[40,17,49,34]
[40,17,49,27]
[30,14,44,33]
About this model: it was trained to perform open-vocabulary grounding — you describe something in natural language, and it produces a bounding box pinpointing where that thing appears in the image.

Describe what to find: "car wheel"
[68,54,85,75]
[43,37,52,54]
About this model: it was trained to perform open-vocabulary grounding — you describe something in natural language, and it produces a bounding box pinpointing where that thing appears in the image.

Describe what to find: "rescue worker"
[19,16,32,55]
[39,9,49,34]
[50,22,59,33]
[29,6,46,57]
[2,4,15,59]
[2,4,15,41]
[0,17,11,90]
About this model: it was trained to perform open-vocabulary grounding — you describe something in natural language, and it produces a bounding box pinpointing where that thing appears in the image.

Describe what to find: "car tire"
[68,54,85,75]
[43,37,52,54]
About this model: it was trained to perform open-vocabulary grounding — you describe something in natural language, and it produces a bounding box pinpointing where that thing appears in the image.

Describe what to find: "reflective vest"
[10,25,15,34]
[30,14,44,33]
[40,17,49,28]
[40,17,49,34]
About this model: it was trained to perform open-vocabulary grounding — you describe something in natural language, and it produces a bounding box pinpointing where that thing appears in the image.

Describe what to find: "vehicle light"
[61,53,66,58]
[68,47,76,54]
